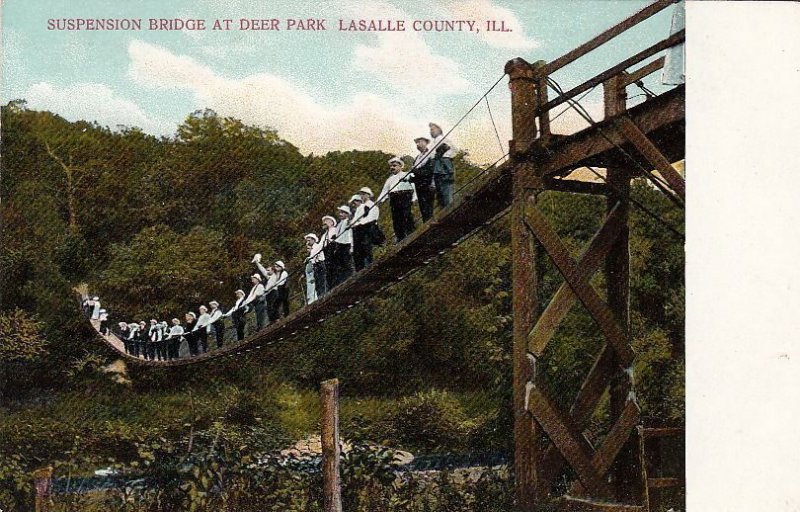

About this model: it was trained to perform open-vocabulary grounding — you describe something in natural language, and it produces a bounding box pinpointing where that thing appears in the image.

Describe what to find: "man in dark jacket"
[224,289,248,341]
[136,321,148,359]
[410,136,436,221]
[118,322,131,354]
[207,301,225,349]
[184,312,199,356]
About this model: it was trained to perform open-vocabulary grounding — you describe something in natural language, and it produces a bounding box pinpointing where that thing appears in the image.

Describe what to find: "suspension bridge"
[85,0,686,510]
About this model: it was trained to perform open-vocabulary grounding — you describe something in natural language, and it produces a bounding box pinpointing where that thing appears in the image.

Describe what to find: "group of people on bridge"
[85,123,457,361]
[301,122,457,304]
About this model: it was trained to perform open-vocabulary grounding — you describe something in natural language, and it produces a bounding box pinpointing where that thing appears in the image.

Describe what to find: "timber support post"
[506,56,546,511]
[33,466,53,512]
[603,75,639,502]
[321,379,342,512]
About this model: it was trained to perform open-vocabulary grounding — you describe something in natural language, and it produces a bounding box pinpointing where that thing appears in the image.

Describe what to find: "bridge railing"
[528,0,683,142]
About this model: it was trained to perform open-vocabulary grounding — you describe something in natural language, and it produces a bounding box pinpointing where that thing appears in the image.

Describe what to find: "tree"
[96,224,249,319]
[0,309,47,401]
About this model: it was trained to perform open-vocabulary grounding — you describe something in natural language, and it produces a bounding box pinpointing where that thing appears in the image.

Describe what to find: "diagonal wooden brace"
[539,343,617,489]
[592,398,640,476]
[526,384,613,496]
[528,202,626,356]
[616,116,685,200]
[523,201,635,366]
[569,398,641,496]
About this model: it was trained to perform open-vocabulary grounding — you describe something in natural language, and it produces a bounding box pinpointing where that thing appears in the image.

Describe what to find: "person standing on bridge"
[304,234,319,305]
[411,136,436,221]
[194,305,211,354]
[207,301,224,349]
[429,122,457,208]
[321,215,338,290]
[377,157,417,242]
[82,296,93,317]
[147,319,160,361]
[127,323,140,357]
[224,289,248,341]
[157,321,169,361]
[352,188,381,270]
[308,232,328,299]
[254,255,276,324]
[167,318,184,360]
[91,296,102,320]
[330,205,354,286]
[118,322,131,354]
[185,312,199,356]
[243,272,268,331]
[98,309,109,335]
[273,261,290,319]
[137,321,148,359]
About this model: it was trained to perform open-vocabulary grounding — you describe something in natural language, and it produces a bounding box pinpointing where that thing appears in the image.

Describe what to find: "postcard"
[1,1,689,510]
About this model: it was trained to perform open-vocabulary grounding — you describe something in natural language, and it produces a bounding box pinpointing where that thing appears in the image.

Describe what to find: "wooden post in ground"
[33,466,53,512]
[505,56,543,511]
[320,379,342,512]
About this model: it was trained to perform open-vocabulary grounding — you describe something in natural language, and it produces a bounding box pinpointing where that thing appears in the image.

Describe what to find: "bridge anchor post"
[506,56,546,511]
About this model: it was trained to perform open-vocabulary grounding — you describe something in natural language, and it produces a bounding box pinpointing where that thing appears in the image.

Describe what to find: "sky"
[2,0,677,164]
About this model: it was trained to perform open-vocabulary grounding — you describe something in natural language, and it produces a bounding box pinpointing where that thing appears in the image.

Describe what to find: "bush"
[381,390,471,453]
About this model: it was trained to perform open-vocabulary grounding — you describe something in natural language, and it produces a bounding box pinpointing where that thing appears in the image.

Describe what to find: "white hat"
[118,322,128,328]
[429,122,442,131]
[414,136,430,143]
[187,312,197,319]
[349,194,362,203]
[275,260,285,269]
[99,309,106,313]
[359,187,374,197]
[209,300,219,307]
[199,305,208,311]
[304,233,319,242]
[251,273,262,281]
[150,318,157,323]
[388,157,404,167]
[322,215,336,224]
[93,296,99,300]
[128,323,138,328]
[235,289,245,296]
[337,205,351,214]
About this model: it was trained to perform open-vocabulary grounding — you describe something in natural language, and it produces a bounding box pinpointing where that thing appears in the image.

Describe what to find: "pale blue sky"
[2,0,675,162]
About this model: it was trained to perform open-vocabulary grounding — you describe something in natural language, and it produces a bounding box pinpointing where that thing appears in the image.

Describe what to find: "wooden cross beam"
[528,202,626,356]
[526,381,641,498]
[526,383,614,496]
[538,343,617,490]
[523,199,635,366]
[616,116,685,200]
[519,197,641,499]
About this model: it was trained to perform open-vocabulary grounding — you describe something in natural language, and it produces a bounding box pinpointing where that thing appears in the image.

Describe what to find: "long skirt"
[305,260,318,304]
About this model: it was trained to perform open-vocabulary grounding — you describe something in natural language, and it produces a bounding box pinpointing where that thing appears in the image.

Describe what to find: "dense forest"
[0,100,684,510]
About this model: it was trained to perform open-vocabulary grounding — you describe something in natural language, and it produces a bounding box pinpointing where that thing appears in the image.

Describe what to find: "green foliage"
[381,390,471,453]
[97,225,247,319]
[0,308,47,363]
[44,448,513,512]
